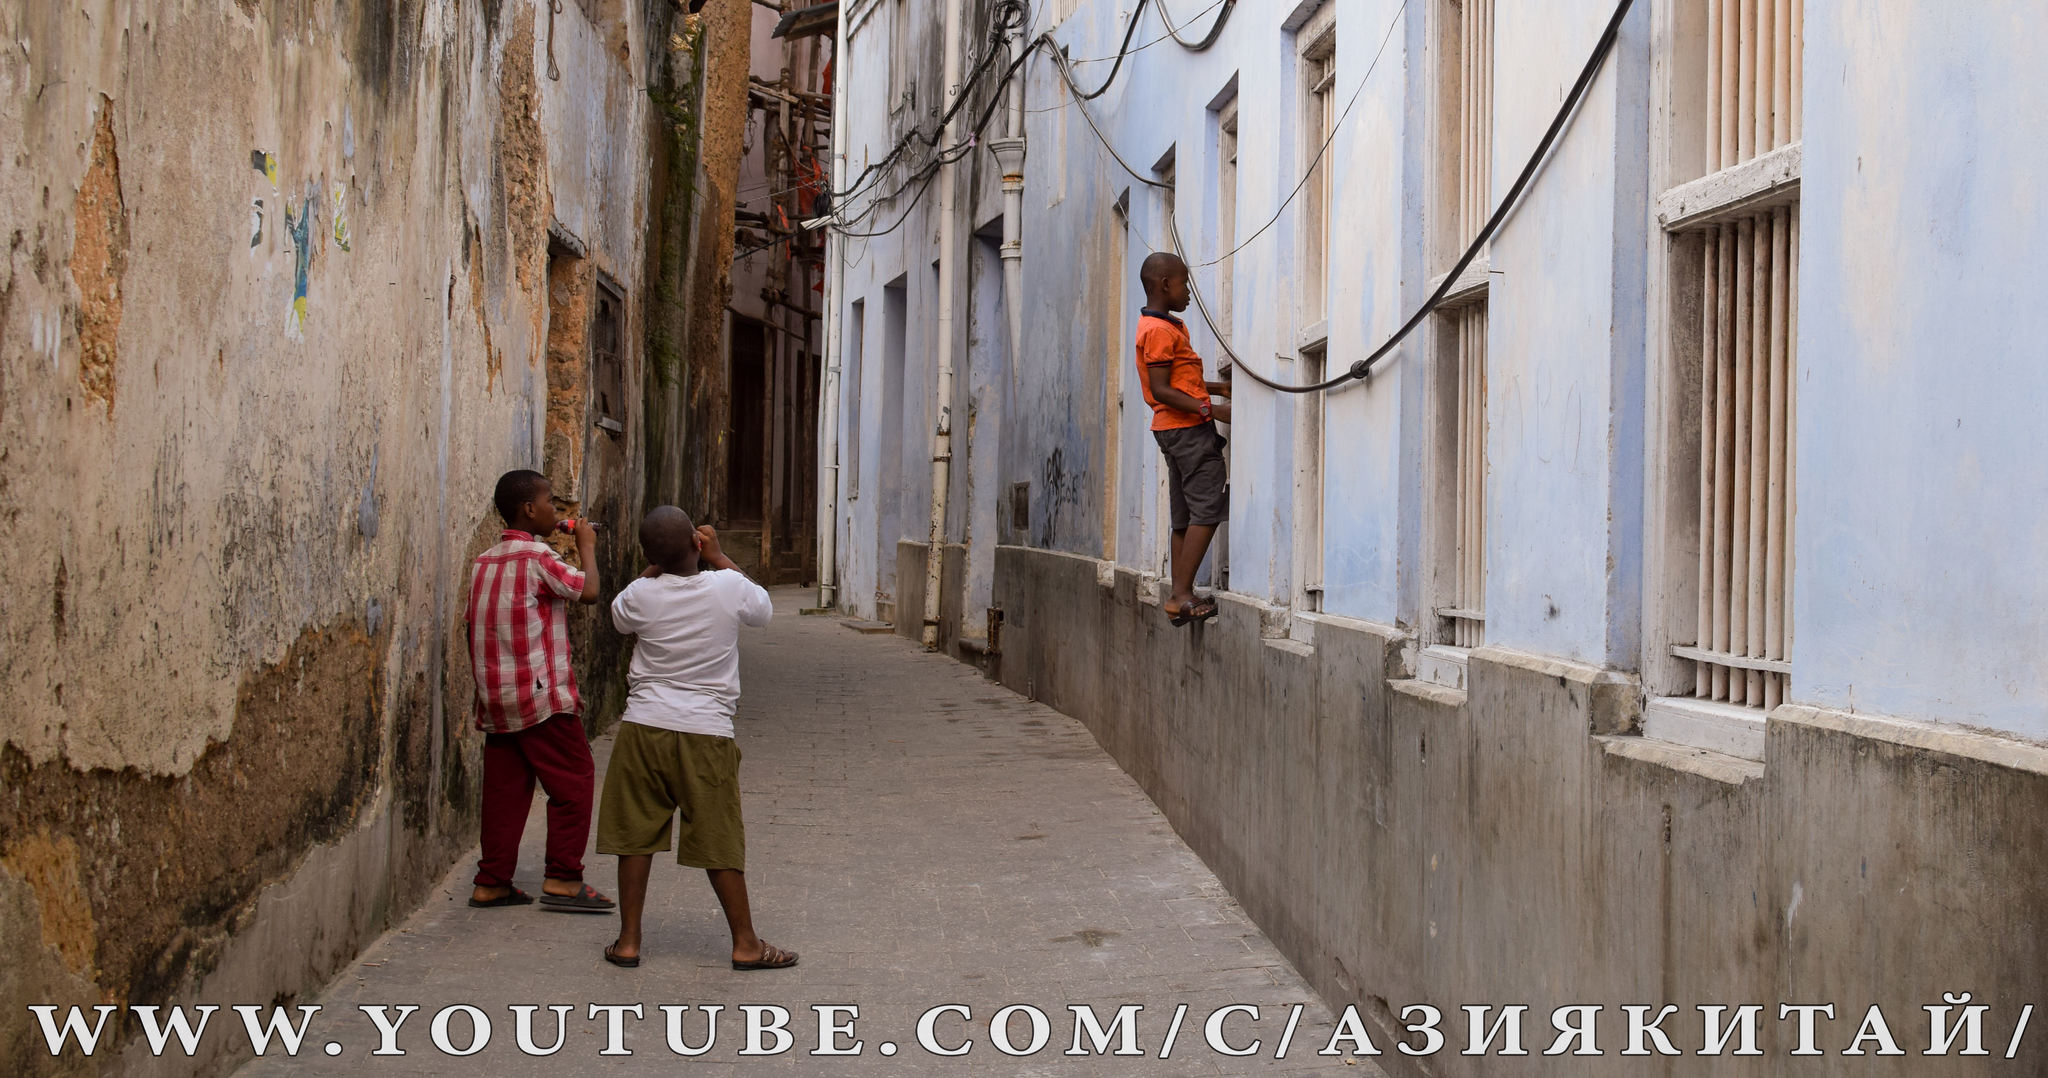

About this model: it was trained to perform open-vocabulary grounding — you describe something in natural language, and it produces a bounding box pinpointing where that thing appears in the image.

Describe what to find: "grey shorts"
[1153,422,1229,529]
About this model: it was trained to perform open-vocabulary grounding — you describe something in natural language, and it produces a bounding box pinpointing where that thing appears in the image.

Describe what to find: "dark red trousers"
[475,713,593,888]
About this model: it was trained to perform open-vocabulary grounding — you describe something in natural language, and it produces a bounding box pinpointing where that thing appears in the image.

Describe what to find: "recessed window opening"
[889,0,915,114]
[1214,101,1237,589]
[1298,7,1337,326]
[1102,187,1128,563]
[1424,0,1492,658]
[844,299,866,500]
[1675,0,1804,711]
[591,274,625,432]
[1296,346,1327,613]
[1217,100,1238,344]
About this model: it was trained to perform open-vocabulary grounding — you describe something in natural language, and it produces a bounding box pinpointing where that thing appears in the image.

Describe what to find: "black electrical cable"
[832,0,1153,238]
[1064,0,1150,99]
[827,0,1033,208]
[1167,0,1638,393]
[1155,0,1234,51]
[1068,0,1225,66]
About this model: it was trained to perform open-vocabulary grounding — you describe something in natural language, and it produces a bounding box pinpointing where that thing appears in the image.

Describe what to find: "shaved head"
[640,505,698,570]
[1140,251,1188,290]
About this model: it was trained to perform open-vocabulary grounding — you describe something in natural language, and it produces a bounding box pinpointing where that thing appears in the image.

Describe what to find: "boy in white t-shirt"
[595,506,795,970]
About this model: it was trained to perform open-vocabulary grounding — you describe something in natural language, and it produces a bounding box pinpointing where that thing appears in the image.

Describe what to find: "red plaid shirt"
[465,530,586,733]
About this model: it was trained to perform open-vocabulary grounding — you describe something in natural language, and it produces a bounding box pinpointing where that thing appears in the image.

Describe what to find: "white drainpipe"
[988,26,1026,370]
[817,0,851,611]
[921,0,966,648]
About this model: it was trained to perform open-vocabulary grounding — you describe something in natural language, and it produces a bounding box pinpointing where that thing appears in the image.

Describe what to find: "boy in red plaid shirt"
[463,470,614,912]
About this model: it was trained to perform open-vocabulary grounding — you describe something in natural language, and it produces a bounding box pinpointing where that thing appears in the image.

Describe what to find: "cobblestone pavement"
[240,588,1383,1077]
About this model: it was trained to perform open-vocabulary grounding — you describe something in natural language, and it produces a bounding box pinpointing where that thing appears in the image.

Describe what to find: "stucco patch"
[72,97,126,413]
[468,226,501,391]
[544,252,592,498]
[500,12,549,292]
[0,831,97,980]
[0,620,385,1006]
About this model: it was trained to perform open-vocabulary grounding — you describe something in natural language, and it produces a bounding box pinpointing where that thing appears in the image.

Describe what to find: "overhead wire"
[1153,0,1234,50]
[812,0,1633,396]
[1064,0,1638,392]
[1068,0,1225,65]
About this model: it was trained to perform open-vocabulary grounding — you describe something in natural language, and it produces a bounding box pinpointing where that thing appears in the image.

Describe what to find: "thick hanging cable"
[1308,0,1638,389]
[1069,0,1226,65]
[1080,0,1636,392]
[1155,0,1235,51]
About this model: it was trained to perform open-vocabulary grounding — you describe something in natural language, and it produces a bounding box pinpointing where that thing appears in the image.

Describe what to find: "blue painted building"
[821,0,2048,1062]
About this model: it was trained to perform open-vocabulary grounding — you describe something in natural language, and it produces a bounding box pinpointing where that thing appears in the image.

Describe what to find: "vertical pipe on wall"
[817,0,850,610]
[990,26,1026,379]
[1710,227,1734,701]
[921,0,965,648]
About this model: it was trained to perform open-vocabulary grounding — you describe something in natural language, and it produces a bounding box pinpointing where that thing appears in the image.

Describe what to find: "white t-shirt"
[610,568,773,738]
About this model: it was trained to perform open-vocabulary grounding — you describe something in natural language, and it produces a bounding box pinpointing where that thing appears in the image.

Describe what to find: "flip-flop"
[467,887,534,908]
[1166,597,1219,627]
[603,943,640,969]
[540,883,616,912]
[732,942,798,971]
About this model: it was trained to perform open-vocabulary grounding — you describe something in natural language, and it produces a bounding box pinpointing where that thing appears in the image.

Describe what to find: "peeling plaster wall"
[833,0,2048,1060]
[0,0,733,1072]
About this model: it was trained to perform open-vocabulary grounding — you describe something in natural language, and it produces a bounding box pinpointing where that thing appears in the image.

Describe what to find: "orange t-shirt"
[1136,311,1211,431]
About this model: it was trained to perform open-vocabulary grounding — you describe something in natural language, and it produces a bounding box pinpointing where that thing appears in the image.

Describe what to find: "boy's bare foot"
[603,940,640,967]
[1165,595,1218,625]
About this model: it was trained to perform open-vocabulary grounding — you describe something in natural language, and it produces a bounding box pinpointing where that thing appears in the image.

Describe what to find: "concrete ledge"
[1389,675,1465,707]
[1643,694,1768,761]
[1774,703,2048,775]
[1472,643,1643,733]
[1596,733,1765,785]
[1657,140,1802,230]
[1262,637,1316,660]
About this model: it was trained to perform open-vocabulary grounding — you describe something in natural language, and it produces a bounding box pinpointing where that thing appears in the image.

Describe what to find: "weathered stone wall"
[994,544,2048,1075]
[0,0,744,1073]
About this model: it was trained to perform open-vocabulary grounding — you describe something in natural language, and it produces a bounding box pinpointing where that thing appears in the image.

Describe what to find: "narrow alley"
[235,588,1376,1076]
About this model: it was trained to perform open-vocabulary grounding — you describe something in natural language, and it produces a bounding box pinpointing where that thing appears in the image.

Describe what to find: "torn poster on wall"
[331,181,352,252]
[283,182,316,338]
[251,149,278,188]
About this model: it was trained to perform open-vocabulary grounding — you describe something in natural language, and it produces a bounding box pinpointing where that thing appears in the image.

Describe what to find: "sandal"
[1166,597,1219,627]
[732,942,799,971]
[468,887,534,908]
[540,883,616,912]
[603,943,640,968]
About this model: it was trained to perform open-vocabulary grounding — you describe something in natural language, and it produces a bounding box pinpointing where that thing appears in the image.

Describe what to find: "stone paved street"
[238,588,1383,1077]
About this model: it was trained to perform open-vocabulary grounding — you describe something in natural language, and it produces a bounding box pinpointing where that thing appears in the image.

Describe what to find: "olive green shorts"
[596,721,746,870]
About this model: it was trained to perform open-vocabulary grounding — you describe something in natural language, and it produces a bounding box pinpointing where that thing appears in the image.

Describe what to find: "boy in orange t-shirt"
[1136,252,1233,625]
